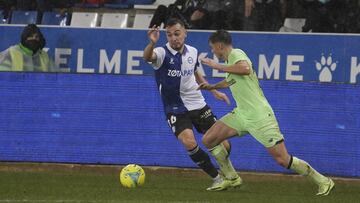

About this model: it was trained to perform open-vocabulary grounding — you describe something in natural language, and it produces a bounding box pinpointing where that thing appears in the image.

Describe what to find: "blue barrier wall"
[1,25,360,83]
[0,26,359,177]
[0,72,359,177]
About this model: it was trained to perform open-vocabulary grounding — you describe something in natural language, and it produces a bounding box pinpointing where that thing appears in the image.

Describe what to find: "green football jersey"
[225,49,273,119]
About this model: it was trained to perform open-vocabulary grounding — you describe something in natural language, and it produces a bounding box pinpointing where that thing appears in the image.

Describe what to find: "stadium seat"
[70,12,99,27]
[100,13,128,28]
[279,18,306,32]
[41,11,70,26]
[10,10,39,24]
[133,13,153,29]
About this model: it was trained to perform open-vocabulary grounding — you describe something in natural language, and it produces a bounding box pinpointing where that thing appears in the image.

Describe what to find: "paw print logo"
[315,54,337,82]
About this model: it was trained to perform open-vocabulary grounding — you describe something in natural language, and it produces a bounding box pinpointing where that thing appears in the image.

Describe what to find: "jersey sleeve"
[231,49,253,72]
[226,49,253,82]
[232,49,250,64]
[151,47,166,70]
[194,55,200,71]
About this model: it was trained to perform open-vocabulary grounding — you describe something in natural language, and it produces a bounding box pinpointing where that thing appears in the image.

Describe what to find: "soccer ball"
[119,164,145,188]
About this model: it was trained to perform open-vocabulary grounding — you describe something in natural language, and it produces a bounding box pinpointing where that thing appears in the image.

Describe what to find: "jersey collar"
[166,43,188,56]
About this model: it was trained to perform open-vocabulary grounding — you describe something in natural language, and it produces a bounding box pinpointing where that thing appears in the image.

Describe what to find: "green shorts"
[220,109,284,148]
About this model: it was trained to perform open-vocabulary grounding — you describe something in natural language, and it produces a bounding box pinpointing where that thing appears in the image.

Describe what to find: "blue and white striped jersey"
[151,43,206,114]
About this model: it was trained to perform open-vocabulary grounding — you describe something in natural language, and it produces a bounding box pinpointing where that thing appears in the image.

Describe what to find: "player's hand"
[197,82,214,90]
[148,25,160,44]
[212,90,230,105]
[200,58,219,69]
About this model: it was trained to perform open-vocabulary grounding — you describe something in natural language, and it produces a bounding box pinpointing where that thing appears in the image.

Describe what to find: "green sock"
[209,144,239,180]
[289,156,327,184]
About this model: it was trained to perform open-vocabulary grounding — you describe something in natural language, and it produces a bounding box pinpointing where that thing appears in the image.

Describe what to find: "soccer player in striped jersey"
[199,29,335,196]
[143,18,242,191]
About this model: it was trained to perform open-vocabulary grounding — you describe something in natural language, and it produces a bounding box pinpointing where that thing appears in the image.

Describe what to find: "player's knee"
[202,134,216,149]
[177,130,197,149]
[185,140,197,149]
[202,135,210,148]
[179,136,197,149]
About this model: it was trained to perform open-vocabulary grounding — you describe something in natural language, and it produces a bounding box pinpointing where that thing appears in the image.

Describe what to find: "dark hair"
[21,24,46,50]
[21,24,41,41]
[209,30,232,45]
[165,18,185,28]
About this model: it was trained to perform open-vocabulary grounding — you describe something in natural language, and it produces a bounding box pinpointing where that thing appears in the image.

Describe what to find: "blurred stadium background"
[0,0,359,202]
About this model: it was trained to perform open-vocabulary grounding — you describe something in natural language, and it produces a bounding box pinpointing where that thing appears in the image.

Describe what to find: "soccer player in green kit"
[198,30,335,196]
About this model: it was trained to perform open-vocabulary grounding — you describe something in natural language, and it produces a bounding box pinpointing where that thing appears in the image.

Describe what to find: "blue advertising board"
[0,25,360,83]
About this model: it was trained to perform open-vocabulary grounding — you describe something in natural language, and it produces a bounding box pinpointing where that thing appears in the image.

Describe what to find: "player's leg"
[177,129,219,178]
[267,142,335,196]
[248,113,334,196]
[202,121,239,179]
[193,106,242,190]
[167,113,220,181]
[199,110,245,190]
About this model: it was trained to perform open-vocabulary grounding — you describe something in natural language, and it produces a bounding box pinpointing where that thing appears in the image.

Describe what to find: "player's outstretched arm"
[143,25,160,63]
[201,57,251,75]
[198,79,234,91]
[195,71,230,105]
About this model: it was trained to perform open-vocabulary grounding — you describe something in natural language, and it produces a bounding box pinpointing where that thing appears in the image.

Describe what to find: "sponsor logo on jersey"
[167,69,194,77]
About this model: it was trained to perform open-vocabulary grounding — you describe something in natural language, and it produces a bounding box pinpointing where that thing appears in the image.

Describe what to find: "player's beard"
[171,42,183,51]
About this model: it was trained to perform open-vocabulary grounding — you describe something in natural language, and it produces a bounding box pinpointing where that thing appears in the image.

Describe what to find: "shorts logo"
[200,109,212,119]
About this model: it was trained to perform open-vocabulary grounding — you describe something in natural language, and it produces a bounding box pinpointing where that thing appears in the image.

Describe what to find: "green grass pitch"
[0,163,359,203]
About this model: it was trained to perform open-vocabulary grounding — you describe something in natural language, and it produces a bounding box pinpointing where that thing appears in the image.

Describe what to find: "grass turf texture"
[0,163,359,203]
